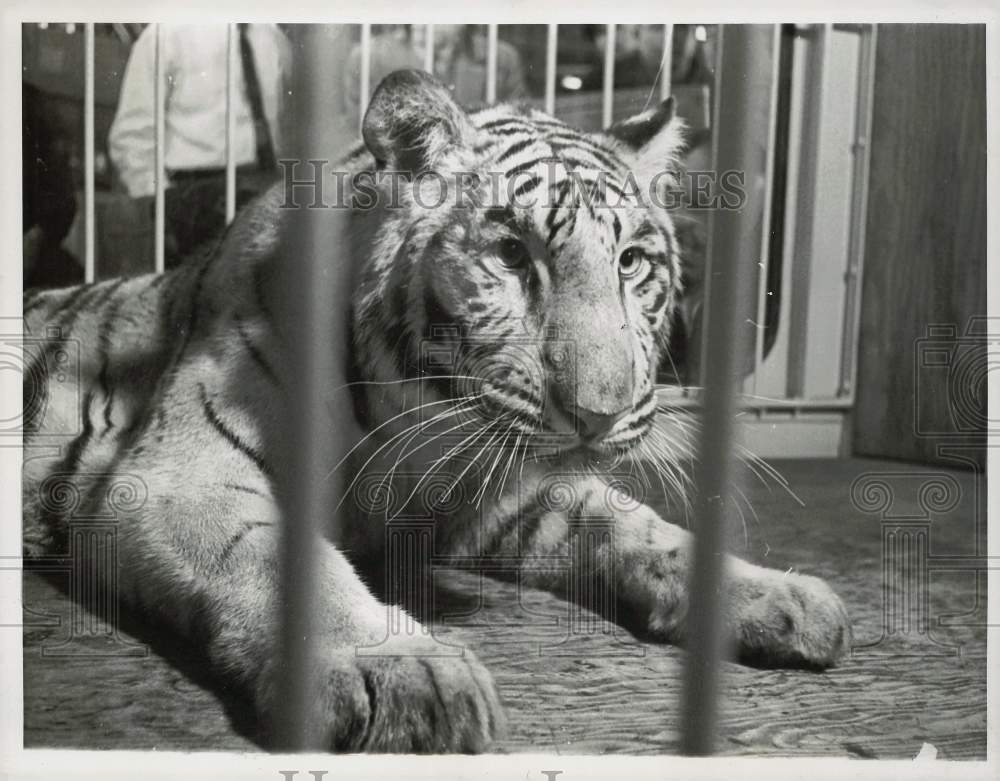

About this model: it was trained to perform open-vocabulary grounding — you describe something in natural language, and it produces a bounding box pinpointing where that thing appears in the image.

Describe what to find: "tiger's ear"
[362,69,473,174]
[606,97,686,181]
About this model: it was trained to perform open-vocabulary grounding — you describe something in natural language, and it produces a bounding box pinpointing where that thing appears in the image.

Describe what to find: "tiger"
[22,69,850,753]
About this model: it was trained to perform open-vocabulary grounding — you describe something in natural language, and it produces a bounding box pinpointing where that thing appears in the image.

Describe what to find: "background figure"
[433,25,527,106]
[580,24,716,92]
[22,81,81,289]
[340,25,422,129]
[108,23,291,266]
[581,24,661,90]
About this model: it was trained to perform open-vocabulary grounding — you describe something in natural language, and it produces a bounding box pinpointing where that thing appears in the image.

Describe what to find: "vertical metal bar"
[602,23,616,127]
[273,23,355,750]
[83,23,95,283]
[681,24,762,756]
[837,24,878,401]
[544,24,558,115]
[785,24,828,398]
[660,23,673,101]
[423,24,435,74]
[359,23,372,131]
[751,25,783,396]
[486,24,499,104]
[696,27,726,386]
[153,24,166,273]
[225,23,237,225]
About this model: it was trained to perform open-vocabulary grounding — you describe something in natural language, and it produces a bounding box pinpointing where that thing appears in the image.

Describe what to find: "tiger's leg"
[500,477,850,668]
[109,477,504,752]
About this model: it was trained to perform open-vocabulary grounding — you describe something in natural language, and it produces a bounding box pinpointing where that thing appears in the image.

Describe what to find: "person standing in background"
[23,81,81,288]
[433,25,527,106]
[109,24,291,266]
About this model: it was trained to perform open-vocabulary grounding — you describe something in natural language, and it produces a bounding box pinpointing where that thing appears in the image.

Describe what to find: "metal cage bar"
[544,24,558,115]
[359,23,372,131]
[225,23,238,224]
[837,24,878,399]
[153,24,166,273]
[486,24,499,104]
[83,24,95,283]
[273,24,355,749]
[751,25,783,395]
[423,23,435,73]
[680,24,763,755]
[784,23,829,398]
[660,23,673,101]
[602,24,616,127]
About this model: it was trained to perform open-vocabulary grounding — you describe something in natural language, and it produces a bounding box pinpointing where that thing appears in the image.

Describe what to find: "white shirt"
[108,24,291,198]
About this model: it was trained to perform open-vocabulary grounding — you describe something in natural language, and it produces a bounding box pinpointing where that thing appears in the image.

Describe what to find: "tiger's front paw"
[725,567,851,669]
[258,638,506,753]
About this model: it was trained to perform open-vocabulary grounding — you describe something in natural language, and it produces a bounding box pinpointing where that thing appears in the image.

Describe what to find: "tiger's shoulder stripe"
[197,382,273,480]
[234,312,282,389]
[494,137,536,166]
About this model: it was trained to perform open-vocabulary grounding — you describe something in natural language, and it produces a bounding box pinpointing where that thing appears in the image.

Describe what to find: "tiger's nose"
[568,404,630,439]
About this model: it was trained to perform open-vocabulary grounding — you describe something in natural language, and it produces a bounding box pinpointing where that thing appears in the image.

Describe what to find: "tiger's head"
[353,70,685,467]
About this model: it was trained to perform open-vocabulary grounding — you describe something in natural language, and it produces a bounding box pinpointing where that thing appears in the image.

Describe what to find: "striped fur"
[22,70,850,753]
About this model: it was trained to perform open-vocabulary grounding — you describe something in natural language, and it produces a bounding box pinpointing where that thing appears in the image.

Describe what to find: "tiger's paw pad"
[728,570,851,669]
[259,641,506,753]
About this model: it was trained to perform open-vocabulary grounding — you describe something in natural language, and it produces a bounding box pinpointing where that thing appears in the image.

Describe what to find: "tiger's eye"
[498,238,531,270]
[618,247,648,280]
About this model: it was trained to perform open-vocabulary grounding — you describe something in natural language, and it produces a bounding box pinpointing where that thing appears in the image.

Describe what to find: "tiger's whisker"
[329,374,485,393]
[443,428,503,503]
[392,424,493,517]
[473,428,513,508]
[389,398,486,467]
[325,395,464,480]
[375,399,485,498]
[496,430,524,501]
[336,397,482,513]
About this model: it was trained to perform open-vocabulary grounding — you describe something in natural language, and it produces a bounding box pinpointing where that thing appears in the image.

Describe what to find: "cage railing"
[153,23,166,273]
[76,22,871,415]
[681,24,766,753]
[273,25,356,750]
[225,23,238,224]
